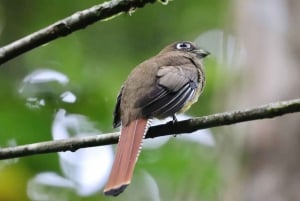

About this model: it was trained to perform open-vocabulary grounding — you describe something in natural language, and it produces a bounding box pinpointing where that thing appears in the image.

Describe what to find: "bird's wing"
[113,86,123,128]
[136,65,198,118]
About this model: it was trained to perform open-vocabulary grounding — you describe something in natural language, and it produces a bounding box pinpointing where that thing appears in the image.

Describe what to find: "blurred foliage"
[0,0,230,200]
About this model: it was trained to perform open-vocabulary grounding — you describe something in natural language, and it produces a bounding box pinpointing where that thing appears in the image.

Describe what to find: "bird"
[104,41,209,196]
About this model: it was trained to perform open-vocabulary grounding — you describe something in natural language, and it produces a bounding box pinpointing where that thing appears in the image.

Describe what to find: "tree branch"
[0,98,299,160]
[0,0,157,65]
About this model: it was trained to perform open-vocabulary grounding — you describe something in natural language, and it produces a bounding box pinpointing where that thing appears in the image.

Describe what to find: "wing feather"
[113,86,123,128]
[136,65,198,118]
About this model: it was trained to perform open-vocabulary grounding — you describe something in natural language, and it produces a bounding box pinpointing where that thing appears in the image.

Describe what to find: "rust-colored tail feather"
[104,119,150,196]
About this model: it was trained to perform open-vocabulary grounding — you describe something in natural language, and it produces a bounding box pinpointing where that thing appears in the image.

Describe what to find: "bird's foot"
[172,115,177,137]
[172,114,178,123]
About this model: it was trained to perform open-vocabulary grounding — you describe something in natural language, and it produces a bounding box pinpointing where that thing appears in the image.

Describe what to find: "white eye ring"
[176,42,191,50]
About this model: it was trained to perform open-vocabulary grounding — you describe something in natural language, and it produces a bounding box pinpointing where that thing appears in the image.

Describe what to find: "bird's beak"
[192,49,210,58]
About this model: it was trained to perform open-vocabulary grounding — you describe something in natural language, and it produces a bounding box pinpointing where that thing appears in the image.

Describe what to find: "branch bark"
[0,0,156,66]
[0,98,299,160]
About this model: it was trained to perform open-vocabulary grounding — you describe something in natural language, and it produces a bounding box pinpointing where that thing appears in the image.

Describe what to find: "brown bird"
[104,41,209,196]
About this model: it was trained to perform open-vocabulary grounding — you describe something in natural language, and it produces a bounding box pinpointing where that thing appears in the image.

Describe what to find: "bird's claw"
[172,115,177,137]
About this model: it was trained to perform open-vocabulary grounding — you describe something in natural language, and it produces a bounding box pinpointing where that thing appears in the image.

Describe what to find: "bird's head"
[159,41,210,59]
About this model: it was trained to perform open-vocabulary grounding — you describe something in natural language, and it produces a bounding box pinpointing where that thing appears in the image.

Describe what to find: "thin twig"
[0,98,299,160]
[0,0,156,65]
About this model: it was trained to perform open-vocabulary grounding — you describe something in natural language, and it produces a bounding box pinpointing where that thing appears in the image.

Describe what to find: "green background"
[0,0,230,200]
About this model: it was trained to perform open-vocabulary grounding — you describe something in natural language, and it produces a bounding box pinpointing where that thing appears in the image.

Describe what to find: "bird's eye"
[176,42,192,50]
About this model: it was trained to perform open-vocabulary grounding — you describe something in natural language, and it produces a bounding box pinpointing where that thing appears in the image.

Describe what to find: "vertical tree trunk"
[223,0,300,200]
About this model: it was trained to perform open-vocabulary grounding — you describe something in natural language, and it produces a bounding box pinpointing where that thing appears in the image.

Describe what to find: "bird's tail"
[104,118,151,196]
